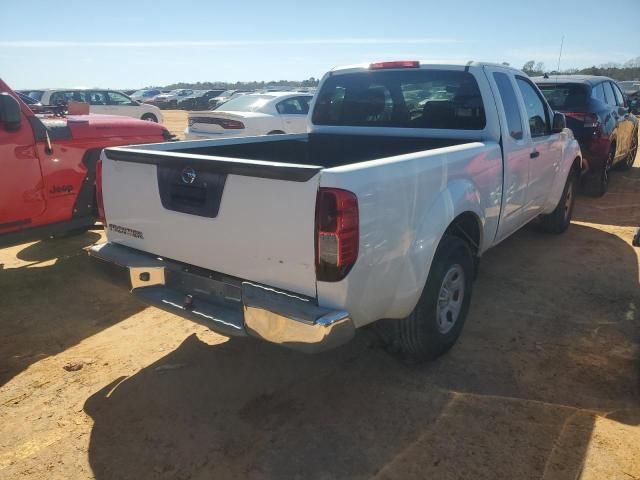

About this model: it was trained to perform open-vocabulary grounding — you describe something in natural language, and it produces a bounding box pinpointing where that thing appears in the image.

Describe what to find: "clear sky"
[1,0,638,89]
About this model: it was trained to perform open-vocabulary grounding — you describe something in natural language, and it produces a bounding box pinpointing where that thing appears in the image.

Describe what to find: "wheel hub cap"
[436,264,465,334]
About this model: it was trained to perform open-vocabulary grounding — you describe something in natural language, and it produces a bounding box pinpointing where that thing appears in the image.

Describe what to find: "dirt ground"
[0,118,639,479]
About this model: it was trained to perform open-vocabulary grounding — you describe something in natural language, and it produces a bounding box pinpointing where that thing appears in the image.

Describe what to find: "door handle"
[530,151,540,159]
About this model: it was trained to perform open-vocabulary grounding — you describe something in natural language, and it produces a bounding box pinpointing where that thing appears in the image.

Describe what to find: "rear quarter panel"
[317,142,503,327]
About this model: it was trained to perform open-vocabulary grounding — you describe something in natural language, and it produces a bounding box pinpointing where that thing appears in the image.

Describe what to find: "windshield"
[312,69,486,129]
[537,84,588,112]
[215,95,274,112]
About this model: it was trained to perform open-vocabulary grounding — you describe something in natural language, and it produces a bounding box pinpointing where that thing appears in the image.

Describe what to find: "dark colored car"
[533,75,639,196]
[619,81,640,114]
[177,89,225,110]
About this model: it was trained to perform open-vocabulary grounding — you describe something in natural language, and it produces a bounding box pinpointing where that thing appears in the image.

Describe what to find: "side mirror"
[552,111,566,133]
[0,92,22,131]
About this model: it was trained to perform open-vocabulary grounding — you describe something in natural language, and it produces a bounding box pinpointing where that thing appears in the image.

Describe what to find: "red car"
[0,79,172,248]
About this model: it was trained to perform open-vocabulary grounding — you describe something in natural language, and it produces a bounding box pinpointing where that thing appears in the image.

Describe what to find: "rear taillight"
[95,159,105,224]
[315,188,359,282]
[564,112,600,129]
[189,117,245,129]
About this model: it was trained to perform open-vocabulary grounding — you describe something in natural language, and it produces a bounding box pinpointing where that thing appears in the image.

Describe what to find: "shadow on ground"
[0,232,145,386]
[573,153,640,227]
[84,219,639,479]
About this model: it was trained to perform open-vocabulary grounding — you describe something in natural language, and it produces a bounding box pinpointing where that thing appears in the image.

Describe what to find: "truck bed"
[166,133,473,168]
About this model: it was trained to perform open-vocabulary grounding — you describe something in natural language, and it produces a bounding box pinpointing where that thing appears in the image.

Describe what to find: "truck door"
[485,68,534,242]
[0,95,46,233]
[513,76,562,213]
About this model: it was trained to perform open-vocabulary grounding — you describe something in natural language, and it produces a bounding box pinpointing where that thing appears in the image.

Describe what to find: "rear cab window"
[312,69,486,130]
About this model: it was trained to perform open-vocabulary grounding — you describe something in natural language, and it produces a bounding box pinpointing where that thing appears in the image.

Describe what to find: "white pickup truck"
[89,61,582,361]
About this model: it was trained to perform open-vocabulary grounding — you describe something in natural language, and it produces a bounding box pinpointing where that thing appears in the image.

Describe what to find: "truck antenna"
[556,35,564,80]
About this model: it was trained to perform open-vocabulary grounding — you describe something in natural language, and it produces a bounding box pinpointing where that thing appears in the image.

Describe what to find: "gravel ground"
[0,118,638,479]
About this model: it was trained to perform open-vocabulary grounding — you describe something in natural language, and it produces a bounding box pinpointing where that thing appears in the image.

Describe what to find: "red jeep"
[0,79,172,248]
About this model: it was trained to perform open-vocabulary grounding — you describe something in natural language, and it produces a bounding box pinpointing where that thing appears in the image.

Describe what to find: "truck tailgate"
[100,148,322,297]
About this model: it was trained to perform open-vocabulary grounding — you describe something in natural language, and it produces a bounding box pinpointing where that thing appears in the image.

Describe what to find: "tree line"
[163,77,319,91]
[519,56,640,80]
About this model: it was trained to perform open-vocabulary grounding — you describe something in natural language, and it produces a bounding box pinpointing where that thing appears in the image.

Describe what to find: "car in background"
[208,89,254,109]
[619,81,640,114]
[130,88,163,103]
[149,89,194,109]
[39,89,164,123]
[17,90,45,102]
[533,75,638,196]
[185,91,313,139]
[177,89,225,110]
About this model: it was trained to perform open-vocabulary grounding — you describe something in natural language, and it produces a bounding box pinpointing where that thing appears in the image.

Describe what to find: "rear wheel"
[267,130,285,135]
[141,113,158,122]
[378,235,474,362]
[587,147,614,197]
[538,170,576,234]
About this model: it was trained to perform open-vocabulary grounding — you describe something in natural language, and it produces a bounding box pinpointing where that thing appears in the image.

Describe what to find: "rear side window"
[50,91,88,105]
[591,83,606,103]
[276,96,311,115]
[611,83,625,106]
[603,82,617,106]
[88,91,107,105]
[516,77,549,137]
[537,84,588,112]
[312,69,486,130]
[493,72,523,140]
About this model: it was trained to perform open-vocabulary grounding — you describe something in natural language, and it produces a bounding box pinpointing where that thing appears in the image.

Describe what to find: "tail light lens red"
[315,188,359,282]
[564,112,600,129]
[95,159,105,224]
[189,117,245,129]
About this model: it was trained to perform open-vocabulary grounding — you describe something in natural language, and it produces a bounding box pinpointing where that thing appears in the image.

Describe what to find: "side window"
[276,97,311,115]
[493,72,523,140]
[51,91,86,105]
[516,77,549,137]
[107,92,134,105]
[88,91,107,105]
[591,83,606,103]
[602,82,617,106]
[611,83,625,107]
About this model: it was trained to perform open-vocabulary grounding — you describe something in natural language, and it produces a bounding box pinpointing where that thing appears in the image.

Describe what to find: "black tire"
[141,113,158,122]
[587,147,614,197]
[380,235,474,362]
[267,130,285,135]
[617,134,637,171]
[538,170,576,234]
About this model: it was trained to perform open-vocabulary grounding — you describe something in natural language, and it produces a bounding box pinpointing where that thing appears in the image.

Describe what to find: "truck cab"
[0,79,171,248]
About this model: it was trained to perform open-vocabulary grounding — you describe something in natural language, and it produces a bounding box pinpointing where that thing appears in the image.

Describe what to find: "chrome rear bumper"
[88,242,354,353]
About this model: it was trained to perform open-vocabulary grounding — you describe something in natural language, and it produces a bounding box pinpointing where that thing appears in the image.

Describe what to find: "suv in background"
[40,89,164,123]
[533,75,638,196]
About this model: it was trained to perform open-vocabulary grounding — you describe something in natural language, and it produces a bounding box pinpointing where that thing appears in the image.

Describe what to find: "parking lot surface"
[0,118,638,479]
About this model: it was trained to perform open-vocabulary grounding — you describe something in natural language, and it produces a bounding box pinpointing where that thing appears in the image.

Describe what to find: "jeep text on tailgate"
[89,61,582,360]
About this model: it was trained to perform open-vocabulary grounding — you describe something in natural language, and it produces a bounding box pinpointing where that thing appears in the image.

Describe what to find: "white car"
[39,89,164,123]
[185,92,313,139]
[151,89,194,107]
